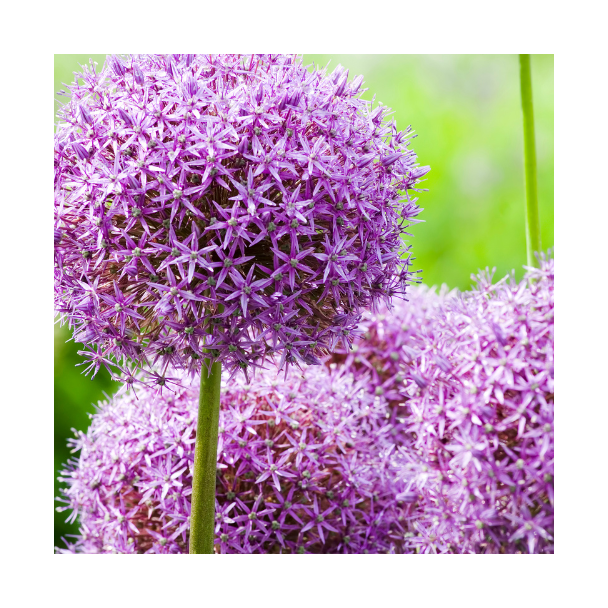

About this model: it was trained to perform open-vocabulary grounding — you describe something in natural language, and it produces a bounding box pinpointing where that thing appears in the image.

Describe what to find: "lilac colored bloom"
[54,54,427,383]
[332,254,555,553]
[56,364,403,554]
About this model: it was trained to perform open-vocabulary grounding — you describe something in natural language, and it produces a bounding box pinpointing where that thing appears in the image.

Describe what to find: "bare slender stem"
[519,54,541,267]
[189,359,222,554]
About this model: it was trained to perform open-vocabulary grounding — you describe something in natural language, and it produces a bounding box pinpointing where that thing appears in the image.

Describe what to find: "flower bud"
[72,142,89,161]
[357,154,375,169]
[133,66,144,86]
[184,76,198,98]
[277,92,288,111]
[435,354,452,373]
[110,56,126,77]
[492,322,507,346]
[255,83,264,103]
[350,74,364,94]
[335,70,349,97]
[381,152,403,167]
[117,108,132,126]
[411,165,431,179]
[411,373,428,389]
[80,105,93,125]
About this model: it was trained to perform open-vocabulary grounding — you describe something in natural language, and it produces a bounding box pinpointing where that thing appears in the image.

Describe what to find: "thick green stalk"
[189,359,222,554]
[519,54,541,267]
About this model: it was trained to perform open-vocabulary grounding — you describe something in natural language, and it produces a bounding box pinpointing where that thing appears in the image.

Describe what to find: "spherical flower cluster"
[54,54,427,382]
[57,364,405,554]
[333,254,555,553]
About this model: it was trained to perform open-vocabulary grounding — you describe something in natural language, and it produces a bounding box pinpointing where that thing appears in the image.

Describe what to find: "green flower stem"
[519,54,541,267]
[189,358,222,554]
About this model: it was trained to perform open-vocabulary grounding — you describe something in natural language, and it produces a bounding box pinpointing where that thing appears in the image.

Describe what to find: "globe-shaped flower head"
[54,54,428,382]
[57,364,403,554]
[333,255,555,553]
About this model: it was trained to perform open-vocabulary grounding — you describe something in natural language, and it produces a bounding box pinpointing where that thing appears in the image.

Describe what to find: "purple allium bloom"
[333,254,555,553]
[54,54,427,383]
[56,364,403,554]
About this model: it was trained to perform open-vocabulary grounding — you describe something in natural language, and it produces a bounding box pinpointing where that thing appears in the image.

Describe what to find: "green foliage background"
[53,54,554,548]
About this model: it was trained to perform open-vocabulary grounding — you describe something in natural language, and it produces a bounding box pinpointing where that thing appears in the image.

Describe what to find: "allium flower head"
[54,54,427,381]
[57,364,403,554]
[334,254,555,553]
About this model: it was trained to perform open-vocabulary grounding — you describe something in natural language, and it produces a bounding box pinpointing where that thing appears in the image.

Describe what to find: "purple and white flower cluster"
[57,365,404,554]
[54,54,427,382]
[57,256,554,554]
[334,255,554,553]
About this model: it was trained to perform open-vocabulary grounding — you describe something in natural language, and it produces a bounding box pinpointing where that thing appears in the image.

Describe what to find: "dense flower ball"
[57,364,405,554]
[54,54,428,382]
[333,255,555,553]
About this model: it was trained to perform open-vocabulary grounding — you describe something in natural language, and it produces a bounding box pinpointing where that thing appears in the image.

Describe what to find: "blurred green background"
[53,54,554,548]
